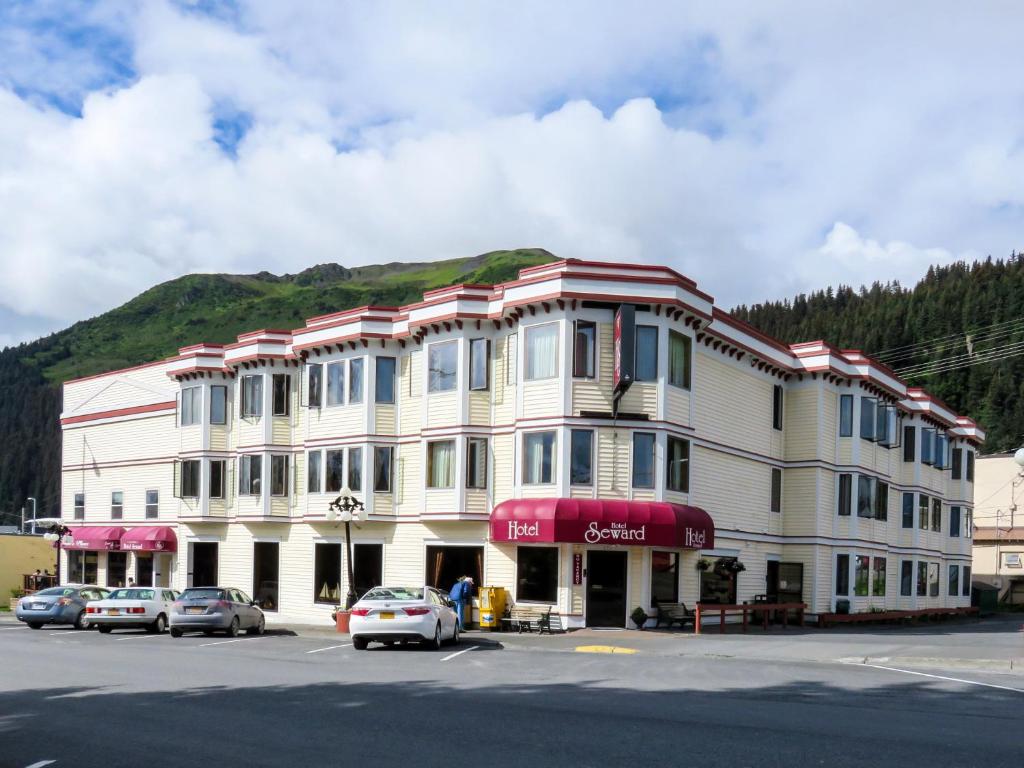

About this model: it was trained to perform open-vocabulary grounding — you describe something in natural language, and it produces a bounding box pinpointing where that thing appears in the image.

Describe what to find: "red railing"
[694,602,807,634]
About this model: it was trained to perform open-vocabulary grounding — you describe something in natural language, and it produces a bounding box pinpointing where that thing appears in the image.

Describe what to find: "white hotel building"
[59,259,983,626]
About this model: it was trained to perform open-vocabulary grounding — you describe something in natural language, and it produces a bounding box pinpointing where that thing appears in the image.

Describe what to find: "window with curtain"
[327,362,345,406]
[374,446,392,492]
[631,432,655,488]
[241,375,263,418]
[523,432,556,484]
[349,358,364,403]
[347,447,362,492]
[428,341,458,392]
[666,437,690,493]
[466,437,487,489]
[325,450,344,493]
[573,321,596,378]
[525,323,558,380]
[375,357,396,403]
[668,330,691,389]
[635,325,658,381]
[570,429,593,485]
[427,441,455,488]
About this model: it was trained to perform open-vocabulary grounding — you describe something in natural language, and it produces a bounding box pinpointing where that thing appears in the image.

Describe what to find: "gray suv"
[169,587,266,638]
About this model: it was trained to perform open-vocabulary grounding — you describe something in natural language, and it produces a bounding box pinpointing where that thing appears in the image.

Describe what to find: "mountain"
[0,249,556,524]
[732,254,1024,453]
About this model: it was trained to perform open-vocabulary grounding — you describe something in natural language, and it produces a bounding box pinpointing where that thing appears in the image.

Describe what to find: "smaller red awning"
[62,526,126,551]
[490,498,714,549]
[120,526,178,553]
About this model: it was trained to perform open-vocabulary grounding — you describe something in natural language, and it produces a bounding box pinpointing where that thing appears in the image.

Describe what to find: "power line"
[873,316,1024,361]
[898,343,1024,379]
[897,337,1024,377]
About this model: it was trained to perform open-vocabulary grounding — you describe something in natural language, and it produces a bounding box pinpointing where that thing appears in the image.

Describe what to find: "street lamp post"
[28,497,37,536]
[42,523,72,584]
[328,486,367,610]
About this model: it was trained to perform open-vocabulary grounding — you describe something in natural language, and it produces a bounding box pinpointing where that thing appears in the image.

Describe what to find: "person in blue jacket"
[449,576,474,630]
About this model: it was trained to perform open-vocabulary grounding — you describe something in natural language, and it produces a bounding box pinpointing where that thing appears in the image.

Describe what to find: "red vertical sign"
[573,553,583,585]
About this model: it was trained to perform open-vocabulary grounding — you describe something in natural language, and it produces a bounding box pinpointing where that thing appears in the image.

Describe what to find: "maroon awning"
[120,526,178,553]
[490,498,714,549]
[62,526,126,551]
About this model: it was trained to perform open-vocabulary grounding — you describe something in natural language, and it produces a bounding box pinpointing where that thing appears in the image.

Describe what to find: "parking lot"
[3,615,1023,768]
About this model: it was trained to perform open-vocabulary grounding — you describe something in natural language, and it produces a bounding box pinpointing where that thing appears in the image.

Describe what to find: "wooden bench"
[502,605,559,633]
[655,602,695,629]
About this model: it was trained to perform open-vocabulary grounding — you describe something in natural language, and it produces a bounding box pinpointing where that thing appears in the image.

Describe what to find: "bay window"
[949,506,961,537]
[666,437,690,493]
[635,326,658,381]
[308,363,323,408]
[918,494,929,529]
[857,475,872,517]
[839,394,853,437]
[375,357,396,403]
[325,450,344,493]
[931,498,941,532]
[872,557,886,596]
[573,321,596,379]
[902,492,914,528]
[241,375,263,418]
[210,460,225,499]
[921,428,935,464]
[271,455,288,496]
[349,358,364,403]
[837,474,852,516]
[326,362,345,406]
[917,561,927,596]
[374,446,393,493]
[854,555,870,596]
[469,338,489,390]
[466,437,487,489]
[181,386,201,426]
[525,324,558,380]
[668,330,691,389]
[210,385,227,424]
[900,560,913,596]
[631,432,656,489]
[428,341,458,392]
[181,460,200,498]
[347,447,362,492]
[570,429,593,486]
[835,554,850,596]
[948,565,960,597]
[238,455,262,496]
[427,440,455,488]
[307,451,322,494]
[523,432,556,484]
[928,562,939,597]
[859,396,877,440]
[272,373,290,417]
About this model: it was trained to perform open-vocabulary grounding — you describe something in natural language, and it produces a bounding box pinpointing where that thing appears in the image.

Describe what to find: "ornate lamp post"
[42,523,72,584]
[328,486,367,610]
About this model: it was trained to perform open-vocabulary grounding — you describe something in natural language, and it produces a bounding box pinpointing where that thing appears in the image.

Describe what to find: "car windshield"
[362,587,424,601]
[35,587,76,597]
[180,589,225,601]
[106,589,155,600]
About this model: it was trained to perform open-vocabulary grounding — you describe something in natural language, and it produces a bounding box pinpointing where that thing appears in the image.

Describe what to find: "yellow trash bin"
[478,586,507,629]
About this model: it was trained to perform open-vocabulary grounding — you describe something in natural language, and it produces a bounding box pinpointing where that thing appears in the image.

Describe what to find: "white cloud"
[1,1,1023,346]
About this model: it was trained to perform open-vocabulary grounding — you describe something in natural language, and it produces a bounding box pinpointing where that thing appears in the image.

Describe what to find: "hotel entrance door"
[585,550,627,627]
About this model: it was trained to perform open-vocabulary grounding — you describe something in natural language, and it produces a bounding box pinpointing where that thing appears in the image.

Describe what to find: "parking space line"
[440,645,479,662]
[0,627,25,631]
[115,634,162,641]
[197,637,262,647]
[305,643,351,654]
[859,663,1024,694]
[48,631,79,636]
[24,760,56,768]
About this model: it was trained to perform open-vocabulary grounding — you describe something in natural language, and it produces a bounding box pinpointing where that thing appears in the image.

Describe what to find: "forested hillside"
[733,254,1024,453]
[0,249,554,525]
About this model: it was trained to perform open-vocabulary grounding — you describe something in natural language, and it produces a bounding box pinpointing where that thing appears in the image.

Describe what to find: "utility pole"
[28,497,37,535]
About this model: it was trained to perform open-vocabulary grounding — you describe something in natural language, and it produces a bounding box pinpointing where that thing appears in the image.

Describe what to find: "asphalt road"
[1,620,1022,768]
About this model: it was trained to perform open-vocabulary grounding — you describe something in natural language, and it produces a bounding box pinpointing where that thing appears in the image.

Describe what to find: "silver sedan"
[15,585,109,630]
[169,587,266,637]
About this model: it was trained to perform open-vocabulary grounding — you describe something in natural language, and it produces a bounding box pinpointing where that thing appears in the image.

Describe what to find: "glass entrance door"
[585,550,627,627]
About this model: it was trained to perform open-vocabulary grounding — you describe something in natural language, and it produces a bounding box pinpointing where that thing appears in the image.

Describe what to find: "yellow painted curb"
[574,645,638,654]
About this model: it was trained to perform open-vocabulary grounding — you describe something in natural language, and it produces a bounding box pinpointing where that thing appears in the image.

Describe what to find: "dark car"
[169,587,265,638]
[15,585,109,630]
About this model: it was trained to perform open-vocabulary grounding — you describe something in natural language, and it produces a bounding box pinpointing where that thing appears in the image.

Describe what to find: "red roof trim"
[61,401,176,425]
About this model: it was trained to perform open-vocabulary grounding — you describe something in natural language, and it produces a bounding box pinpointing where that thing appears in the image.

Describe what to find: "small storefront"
[62,526,177,589]
[491,498,715,628]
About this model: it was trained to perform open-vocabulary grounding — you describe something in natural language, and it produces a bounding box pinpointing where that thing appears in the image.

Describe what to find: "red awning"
[490,498,714,549]
[62,526,126,551]
[120,526,178,553]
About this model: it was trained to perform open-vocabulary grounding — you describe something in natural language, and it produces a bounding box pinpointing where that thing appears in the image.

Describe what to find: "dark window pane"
[349,358,364,403]
[950,506,961,537]
[903,425,915,461]
[374,447,392,493]
[210,461,225,499]
[835,554,849,596]
[962,566,971,596]
[666,437,689,493]
[857,475,873,517]
[651,551,679,604]
[854,555,869,596]
[210,386,227,424]
[951,447,963,479]
[902,492,914,528]
[770,468,782,513]
[570,430,593,485]
[838,474,852,516]
[635,326,658,381]
[308,364,323,408]
[631,432,655,488]
[271,455,288,496]
[900,560,913,596]
[347,447,362,492]
[839,394,853,436]
[314,543,342,605]
[668,331,691,389]
[325,451,344,493]
[466,438,487,489]
[860,397,876,440]
[308,451,322,494]
[948,565,960,597]
[517,546,558,603]
[375,357,396,403]
[772,385,784,431]
[272,374,290,416]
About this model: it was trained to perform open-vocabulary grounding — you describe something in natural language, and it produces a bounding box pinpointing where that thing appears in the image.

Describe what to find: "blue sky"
[1,1,1022,347]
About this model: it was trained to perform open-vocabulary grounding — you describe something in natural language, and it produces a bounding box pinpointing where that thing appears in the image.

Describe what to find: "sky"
[1,1,1022,348]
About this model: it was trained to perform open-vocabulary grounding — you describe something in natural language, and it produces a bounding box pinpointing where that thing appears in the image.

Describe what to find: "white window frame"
[524,322,559,382]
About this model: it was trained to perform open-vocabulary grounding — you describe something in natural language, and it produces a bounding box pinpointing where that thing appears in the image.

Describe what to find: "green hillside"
[0,249,555,523]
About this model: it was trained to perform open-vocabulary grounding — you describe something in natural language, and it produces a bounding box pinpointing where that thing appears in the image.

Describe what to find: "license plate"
[107,609,120,616]
[379,611,394,620]
[32,603,47,610]
[186,607,204,614]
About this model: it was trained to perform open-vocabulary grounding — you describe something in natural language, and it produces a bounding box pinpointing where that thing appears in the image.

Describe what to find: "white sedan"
[349,586,459,650]
[86,587,179,634]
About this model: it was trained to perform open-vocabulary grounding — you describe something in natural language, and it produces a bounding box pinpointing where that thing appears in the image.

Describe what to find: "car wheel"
[74,611,89,630]
[28,623,43,630]
[353,637,369,650]
[226,616,240,637]
[246,616,265,636]
[450,622,460,646]
[170,627,183,638]
[98,625,113,634]
[149,614,166,634]
[426,622,442,651]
